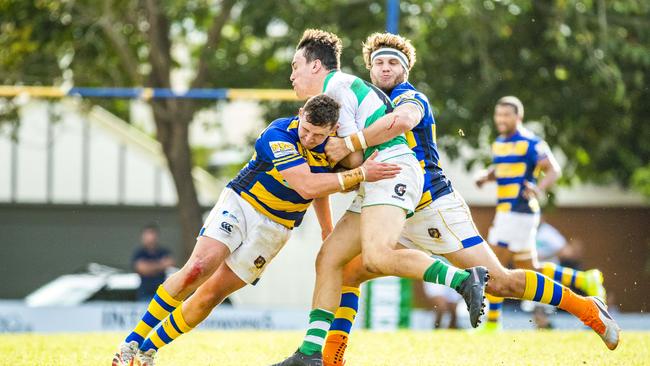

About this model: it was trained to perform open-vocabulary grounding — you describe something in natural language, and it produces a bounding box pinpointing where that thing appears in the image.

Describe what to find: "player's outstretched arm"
[279,151,401,199]
[325,103,422,164]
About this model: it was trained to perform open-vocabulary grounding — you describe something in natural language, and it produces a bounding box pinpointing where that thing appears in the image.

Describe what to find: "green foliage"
[632,164,650,198]
[0,0,648,193]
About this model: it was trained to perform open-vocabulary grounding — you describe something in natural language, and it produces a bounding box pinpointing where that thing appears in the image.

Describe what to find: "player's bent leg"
[180,262,247,326]
[114,236,230,366]
[161,236,232,300]
[277,212,363,366]
[324,255,383,366]
[312,212,364,312]
[360,205,487,328]
[134,263,247,365]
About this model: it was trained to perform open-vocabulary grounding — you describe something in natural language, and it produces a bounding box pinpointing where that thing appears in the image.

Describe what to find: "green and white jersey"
[322,70,413,161]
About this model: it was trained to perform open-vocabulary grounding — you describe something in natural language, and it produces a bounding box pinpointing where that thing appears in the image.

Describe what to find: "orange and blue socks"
[125,285,181,345]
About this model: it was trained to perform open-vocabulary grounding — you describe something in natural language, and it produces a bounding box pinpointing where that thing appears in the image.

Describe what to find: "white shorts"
[398,191,484,254]
[348,153,423,215]
[199,188,291,284]
[487,211,540,253]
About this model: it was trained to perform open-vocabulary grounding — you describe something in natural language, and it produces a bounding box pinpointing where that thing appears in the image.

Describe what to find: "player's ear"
[312,59,321,73]
[330,123,339,135]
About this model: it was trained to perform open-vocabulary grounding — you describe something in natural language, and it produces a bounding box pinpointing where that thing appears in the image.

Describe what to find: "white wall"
[0,100,200,207]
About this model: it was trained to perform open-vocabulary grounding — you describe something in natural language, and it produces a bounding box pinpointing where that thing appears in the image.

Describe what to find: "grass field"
[2,330,649,365]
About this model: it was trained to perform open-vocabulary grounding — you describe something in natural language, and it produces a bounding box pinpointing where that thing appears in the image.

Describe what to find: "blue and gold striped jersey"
[227,117,331,229]
[390,82,453,210]
[492,127,550,214]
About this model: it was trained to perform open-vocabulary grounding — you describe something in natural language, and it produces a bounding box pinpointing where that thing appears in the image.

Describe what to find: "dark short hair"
[142,223,160,233]
[296,29,342,71]
[302,94,340,127]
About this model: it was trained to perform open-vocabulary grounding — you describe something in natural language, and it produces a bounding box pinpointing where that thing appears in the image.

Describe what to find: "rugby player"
[316,33,620,366]
[476,96,607,330]
[270,29,488,366]
[111,94,402,366]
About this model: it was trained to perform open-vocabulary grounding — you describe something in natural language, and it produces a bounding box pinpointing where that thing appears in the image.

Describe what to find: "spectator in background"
[132,223,175,301]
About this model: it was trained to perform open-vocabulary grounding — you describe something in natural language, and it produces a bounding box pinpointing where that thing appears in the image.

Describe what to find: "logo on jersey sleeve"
[269,141,298,159]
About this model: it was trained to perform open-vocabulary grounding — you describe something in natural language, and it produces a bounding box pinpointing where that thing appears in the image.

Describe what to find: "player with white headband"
[319,32,620,366]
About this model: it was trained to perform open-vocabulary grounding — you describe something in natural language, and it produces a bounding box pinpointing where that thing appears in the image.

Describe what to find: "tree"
[397,0,650,194]
[1,0,648,261]
[1,0,239,256]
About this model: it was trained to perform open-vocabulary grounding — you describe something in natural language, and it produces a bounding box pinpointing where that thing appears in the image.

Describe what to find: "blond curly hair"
[362,32,416,71]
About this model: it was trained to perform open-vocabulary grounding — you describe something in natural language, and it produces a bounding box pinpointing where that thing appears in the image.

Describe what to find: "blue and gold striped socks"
[125,285,181,345]
[323,287,360,364]
[140,305,193,352]
[540,262,586,291]
[329,287,359,338]
[486,293,504,325]
[521,270,564,306]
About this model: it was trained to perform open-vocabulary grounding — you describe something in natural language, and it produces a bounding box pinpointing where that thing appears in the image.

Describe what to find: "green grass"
[2,330,648,365]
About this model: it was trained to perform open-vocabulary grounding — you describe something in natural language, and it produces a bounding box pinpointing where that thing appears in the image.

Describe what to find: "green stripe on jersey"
[322,71,336,92]
[350,78,371,106]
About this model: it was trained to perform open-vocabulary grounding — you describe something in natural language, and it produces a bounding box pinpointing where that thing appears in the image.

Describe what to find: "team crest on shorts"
[254,256,266,269]
[428,228,441,239]
[394,183,407,197]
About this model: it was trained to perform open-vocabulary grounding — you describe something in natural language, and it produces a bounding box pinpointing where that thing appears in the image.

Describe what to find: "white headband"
[370,47,410,71]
